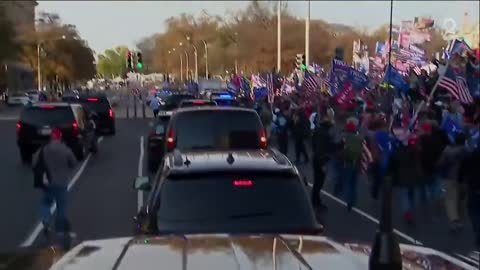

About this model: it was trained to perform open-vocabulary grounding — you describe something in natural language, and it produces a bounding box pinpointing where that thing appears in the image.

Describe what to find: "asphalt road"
[0,112,477,267]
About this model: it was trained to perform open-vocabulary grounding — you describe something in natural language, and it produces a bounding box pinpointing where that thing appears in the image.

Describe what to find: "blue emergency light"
[218,94,234,99]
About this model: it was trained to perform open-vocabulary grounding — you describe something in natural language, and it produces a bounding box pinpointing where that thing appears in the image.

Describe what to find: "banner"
[335,82,355,109]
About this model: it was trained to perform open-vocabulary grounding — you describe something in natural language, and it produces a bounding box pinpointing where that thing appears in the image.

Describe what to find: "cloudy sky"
[37,1,479,54]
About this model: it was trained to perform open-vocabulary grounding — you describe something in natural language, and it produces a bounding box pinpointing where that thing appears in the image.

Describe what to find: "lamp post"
[186,36,198,82]
[172,48,182,81]
[179,42,189,80]
[36,35,73,91]
[202,40,208,79]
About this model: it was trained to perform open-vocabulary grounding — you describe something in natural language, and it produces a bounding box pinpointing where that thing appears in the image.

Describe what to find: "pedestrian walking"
[32,128,77,243]
[336,118,363,211]
[437,133,467,231]
[149,94,161,118]
[311,109,338,211]
[292,109,310,164]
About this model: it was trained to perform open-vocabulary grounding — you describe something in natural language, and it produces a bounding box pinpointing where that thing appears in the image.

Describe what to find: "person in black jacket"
[311,110,339,211]
[459,137,480,248]
[292,109,310,164]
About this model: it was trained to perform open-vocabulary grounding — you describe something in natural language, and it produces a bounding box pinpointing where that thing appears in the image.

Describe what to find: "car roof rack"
[172,149,183,167]
[270,148,288,165]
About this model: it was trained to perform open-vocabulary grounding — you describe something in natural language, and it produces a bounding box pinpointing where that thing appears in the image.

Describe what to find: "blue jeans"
[41,184,69,233]
[338,163,358,209]
[329,158,343,186]
[397,187,416,213]
[419,175,443,204]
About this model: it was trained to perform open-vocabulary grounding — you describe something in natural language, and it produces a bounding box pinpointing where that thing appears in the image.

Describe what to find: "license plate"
[38,128,52,136]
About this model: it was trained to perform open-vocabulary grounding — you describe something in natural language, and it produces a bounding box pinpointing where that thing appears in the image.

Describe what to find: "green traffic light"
[137,62,143,69]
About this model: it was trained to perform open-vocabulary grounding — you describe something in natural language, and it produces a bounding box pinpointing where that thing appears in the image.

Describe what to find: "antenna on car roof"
[369,0,402,269]
[226,153,234,165]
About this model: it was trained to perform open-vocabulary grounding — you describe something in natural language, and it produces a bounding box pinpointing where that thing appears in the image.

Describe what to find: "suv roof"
[174,106,256,114]
[30,102,73,108]
[164,149,295,175]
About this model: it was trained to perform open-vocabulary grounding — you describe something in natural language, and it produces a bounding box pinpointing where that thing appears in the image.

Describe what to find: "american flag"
[267,73,274,104]
[410,64,421,76]
[303,70,320,96]
[438,66,474,104]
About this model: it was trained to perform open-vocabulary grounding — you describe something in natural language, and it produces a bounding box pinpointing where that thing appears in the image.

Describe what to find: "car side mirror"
[134,176,151,191]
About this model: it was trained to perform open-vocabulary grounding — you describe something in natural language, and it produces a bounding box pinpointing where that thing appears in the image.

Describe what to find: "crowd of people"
[256,66,480,249]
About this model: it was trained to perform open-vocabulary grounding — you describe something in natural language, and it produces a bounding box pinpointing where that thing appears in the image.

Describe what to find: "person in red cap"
[32,127,77,240]
[336,117,364,210]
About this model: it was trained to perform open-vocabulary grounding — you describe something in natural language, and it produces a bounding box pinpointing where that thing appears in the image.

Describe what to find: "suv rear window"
[80,99,110,112]
[156,171,315,233]
[173,110,262,150]
[163,95,195,110]
[21,107,74,126]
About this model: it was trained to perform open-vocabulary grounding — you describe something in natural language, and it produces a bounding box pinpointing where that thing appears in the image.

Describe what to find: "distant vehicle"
[146,115,170,172]
[26,90,40,102]
[157,93,195,117]
[17,102,97,162]
[7,92,29,106]
[78,94,115,135]
[164,107,267,154]
[178,99,217,108]
[209,91,239,106]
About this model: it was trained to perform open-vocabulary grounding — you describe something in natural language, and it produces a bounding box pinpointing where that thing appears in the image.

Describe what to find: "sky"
[37,1,480,54]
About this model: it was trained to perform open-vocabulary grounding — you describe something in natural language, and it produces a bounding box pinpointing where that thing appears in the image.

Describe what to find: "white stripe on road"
[306,183,423,245]
[19,136,104,247]
[137,136,145,212]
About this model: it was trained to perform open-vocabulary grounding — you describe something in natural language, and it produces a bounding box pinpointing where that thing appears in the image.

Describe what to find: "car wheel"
[20,146,31,164]
[90,139,98,154]
[109,127,116,135]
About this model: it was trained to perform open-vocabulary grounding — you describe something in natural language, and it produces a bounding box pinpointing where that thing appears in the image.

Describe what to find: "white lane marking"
[19,136,104,247]
[137,136,144,212]
[306,183,423,245]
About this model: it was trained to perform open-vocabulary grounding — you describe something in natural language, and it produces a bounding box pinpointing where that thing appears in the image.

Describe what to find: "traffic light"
[136,52,143,69]
[126,51,132,71]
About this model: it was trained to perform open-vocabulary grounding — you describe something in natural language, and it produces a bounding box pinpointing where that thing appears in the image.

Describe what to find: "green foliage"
[96,46,129,78]
[0,5,18,62]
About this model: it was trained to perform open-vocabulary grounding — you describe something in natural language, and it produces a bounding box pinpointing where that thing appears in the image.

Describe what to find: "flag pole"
[277,0,281,73]
[305,0,310,67]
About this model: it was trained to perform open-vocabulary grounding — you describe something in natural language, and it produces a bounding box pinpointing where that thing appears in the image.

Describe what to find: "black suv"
[133,149,319,235]
[164,107,267,153]
[16,103,97,162]
[78,94,115,135]
[158,93,195,117]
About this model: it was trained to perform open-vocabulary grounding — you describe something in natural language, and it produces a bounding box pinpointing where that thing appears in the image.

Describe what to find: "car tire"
[110,127,116,135]
[90,139,98,154]
[19,146,31,164]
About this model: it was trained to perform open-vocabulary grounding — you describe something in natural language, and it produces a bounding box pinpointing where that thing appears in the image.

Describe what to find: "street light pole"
[37,43,42,91]
[305,0,310,67]
[277,0,281,73]
[186,36,198,82]
[184,51,189,80]
[202,40,208,79]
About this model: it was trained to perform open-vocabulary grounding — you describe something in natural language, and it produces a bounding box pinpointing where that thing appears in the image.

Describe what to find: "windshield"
[156,172,315,233]
[20,107,74,126]
[163,95,195,110]
[173,110,263,150]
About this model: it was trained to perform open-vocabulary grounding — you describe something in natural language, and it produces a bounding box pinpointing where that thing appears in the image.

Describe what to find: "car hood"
[3,235,475,270]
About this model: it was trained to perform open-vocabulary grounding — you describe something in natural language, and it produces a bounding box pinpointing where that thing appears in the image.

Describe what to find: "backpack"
[343,133,364,166]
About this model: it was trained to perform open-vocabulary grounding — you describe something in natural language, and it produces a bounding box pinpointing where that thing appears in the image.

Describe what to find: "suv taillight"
[16,122,21,136]
[72,121,79,136]
[166,128,175,152]
[109,109,113,118]
[259,128,267,149]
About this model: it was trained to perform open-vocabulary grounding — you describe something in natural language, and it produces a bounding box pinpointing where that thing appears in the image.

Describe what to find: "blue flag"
[384,65,409,93]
